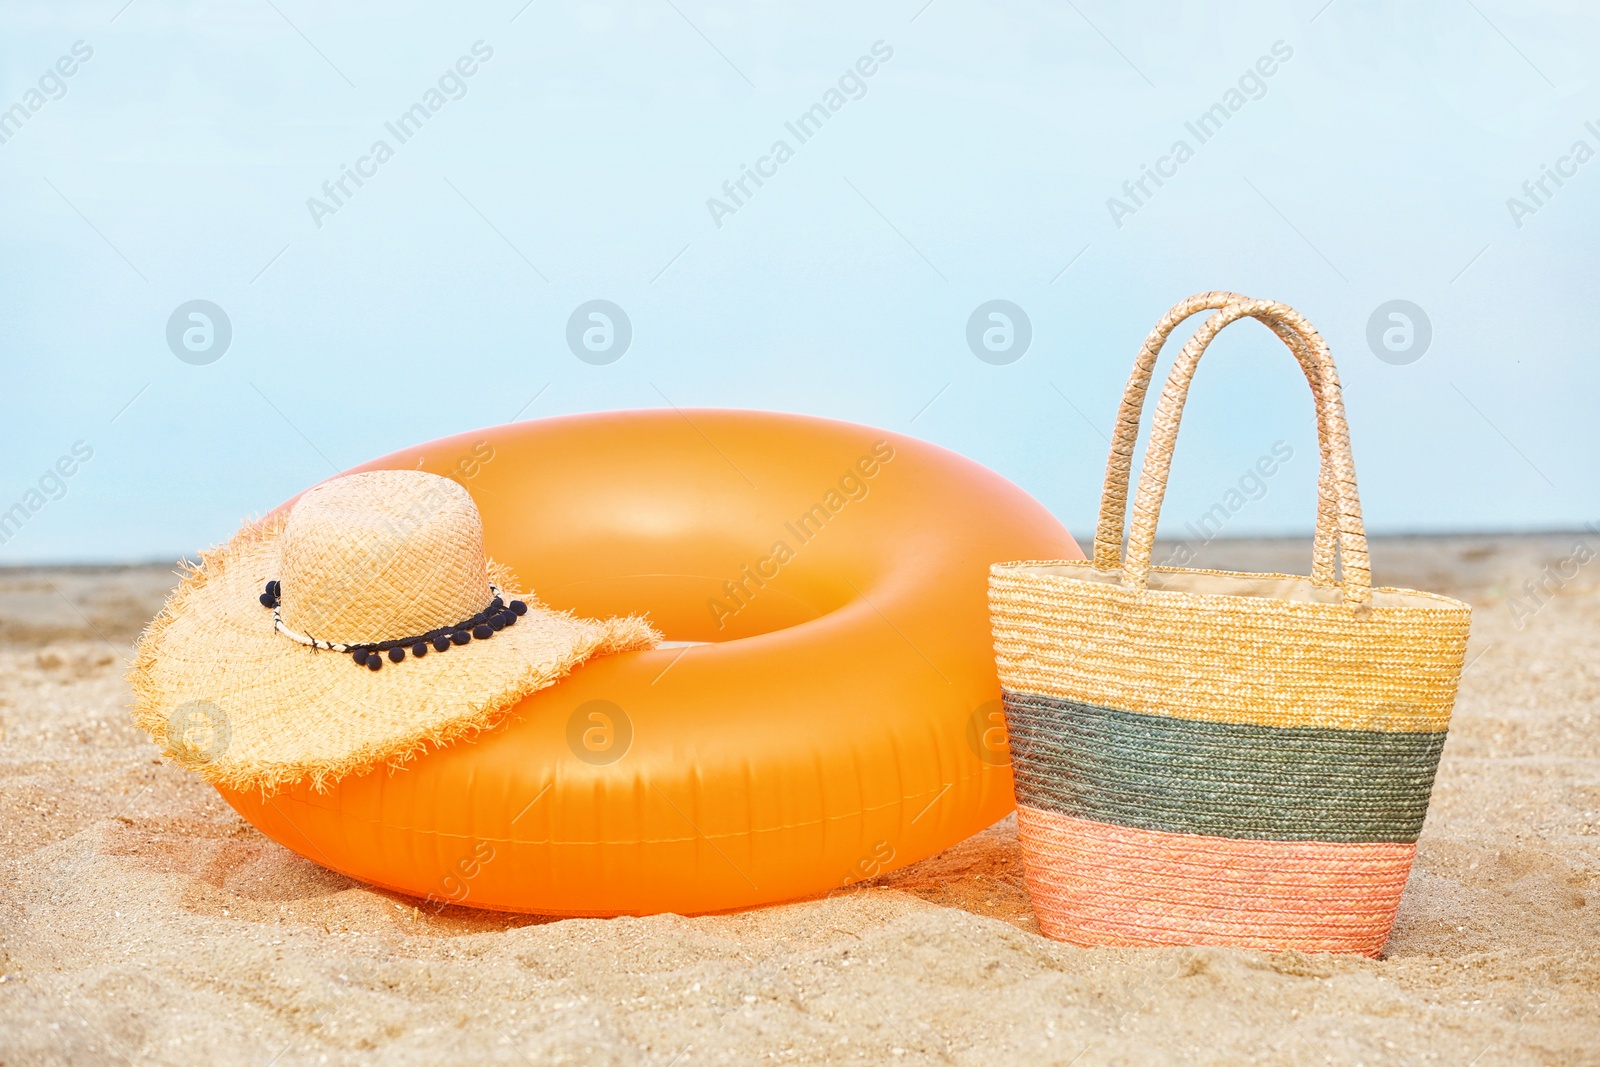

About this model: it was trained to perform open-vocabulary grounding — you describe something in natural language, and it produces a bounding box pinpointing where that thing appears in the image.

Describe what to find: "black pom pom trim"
[261,582,513,668]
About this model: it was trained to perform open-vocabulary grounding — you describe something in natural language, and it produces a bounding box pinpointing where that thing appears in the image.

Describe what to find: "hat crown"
[277,471,491,645]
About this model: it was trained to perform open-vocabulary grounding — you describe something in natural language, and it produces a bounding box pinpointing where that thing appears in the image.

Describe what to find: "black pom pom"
[489,614,505,631]
[261,592,280,609]
[412,641,429,658]
[366,655,383,671]
[500,610,516,627]
[510,600,528,616]
[490,597,504,611]
[472,623,493,640]
[388,646,405,663]
[266,580,281,598]
[352,648,369,665]
[432,634,451,652]
[451,630,471,645]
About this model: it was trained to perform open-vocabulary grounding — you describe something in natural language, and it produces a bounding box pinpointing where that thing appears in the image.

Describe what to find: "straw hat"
[128,470,659,793]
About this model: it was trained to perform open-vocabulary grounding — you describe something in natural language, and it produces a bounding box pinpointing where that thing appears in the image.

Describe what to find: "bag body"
[990,293,1471,956]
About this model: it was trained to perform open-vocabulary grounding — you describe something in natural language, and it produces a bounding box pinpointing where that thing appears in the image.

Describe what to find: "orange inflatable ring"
[219,409,1079,915]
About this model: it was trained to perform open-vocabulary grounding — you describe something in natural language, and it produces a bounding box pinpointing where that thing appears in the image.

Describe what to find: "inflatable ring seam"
[272,774,987,844]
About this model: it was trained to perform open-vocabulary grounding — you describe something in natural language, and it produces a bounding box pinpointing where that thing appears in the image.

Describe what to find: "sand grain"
[1,536,1596,1065]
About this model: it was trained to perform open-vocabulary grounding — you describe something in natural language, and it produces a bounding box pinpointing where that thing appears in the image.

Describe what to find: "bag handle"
[1117,297,1372,609]
[1092,291,1343,588]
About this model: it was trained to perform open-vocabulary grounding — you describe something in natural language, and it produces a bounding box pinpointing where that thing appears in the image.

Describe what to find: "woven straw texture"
[277,469,493,644]
[991,564,1469,732]
[989,293,1471,954]
[1016,808,1415,957]
[1003,692,1447,842]
[128,470,660,794]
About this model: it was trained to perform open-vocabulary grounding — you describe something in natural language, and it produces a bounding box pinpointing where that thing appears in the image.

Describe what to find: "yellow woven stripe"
[989,562,1470,733]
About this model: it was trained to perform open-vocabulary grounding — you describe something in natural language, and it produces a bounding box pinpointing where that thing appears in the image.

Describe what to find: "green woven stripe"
[1002,691,1447,843]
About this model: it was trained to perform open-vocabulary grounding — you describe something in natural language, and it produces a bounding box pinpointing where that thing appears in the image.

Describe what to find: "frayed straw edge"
[126,514,660,795]
[126,513,286,758]
[218,612,660,796]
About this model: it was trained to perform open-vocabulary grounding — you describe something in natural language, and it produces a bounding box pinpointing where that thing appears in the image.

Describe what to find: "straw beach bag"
[990,292,1471,957]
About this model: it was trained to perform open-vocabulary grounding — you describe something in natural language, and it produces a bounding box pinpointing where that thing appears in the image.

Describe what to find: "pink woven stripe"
[1016,807,1417,957]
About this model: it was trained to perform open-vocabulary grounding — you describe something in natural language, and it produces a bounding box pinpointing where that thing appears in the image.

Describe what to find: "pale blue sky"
[1,0,1595,562]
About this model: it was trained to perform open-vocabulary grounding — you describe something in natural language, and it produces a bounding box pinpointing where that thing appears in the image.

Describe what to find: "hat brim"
[128,514,660,794]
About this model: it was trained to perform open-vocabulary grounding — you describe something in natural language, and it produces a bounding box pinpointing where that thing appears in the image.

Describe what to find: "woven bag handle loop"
[1092,291,1343,587]
[1122,298,1373,608]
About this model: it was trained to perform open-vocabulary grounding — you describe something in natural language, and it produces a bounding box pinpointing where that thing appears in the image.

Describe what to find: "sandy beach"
[1,533,1596,1065]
